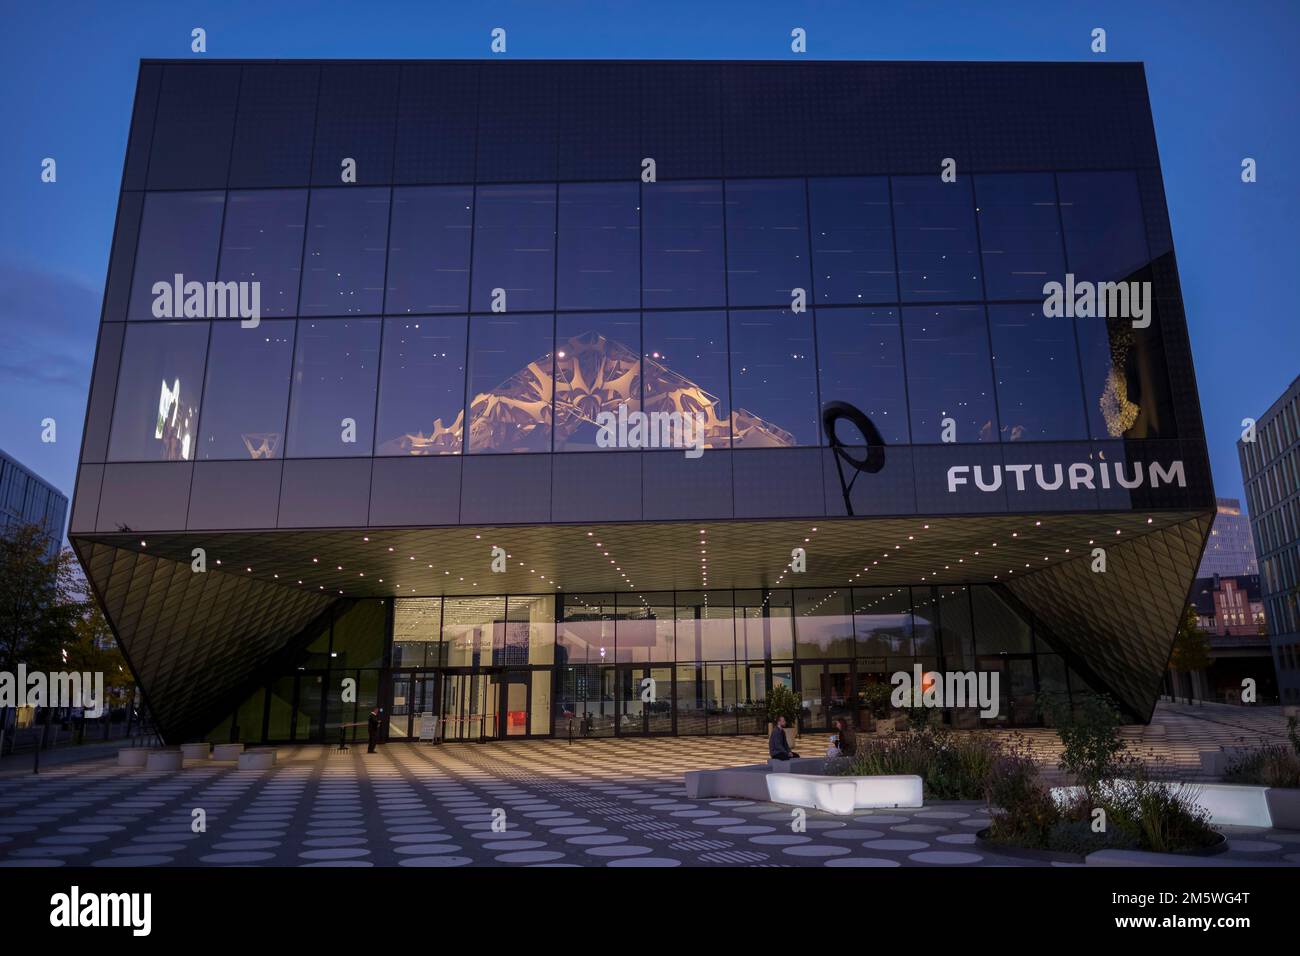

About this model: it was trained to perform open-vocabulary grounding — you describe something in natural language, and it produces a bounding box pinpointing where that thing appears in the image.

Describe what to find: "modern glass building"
[71,59,1215,744]
[2,448,69,562]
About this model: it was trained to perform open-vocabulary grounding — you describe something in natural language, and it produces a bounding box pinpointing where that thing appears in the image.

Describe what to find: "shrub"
[830,727,1000,800]
[1039,691,1128,788]
[766,684,800,726]
[1224,745,1300,788]
[860,681,893,720]
[984,746,1059,847]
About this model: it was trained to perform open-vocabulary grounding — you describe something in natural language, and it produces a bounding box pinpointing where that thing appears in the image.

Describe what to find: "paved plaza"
[1,702,1299,868]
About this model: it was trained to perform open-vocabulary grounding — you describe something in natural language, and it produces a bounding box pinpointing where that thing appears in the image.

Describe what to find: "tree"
[65,600,134,740]
[1168,604,1211,704]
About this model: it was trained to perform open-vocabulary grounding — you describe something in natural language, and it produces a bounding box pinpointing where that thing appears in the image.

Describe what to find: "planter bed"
[976,827,1229,863]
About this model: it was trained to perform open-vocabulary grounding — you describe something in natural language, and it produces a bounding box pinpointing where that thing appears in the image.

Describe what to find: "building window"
[471,184,556,313]
[128,191,226,320]
[1056,171,1150,287]
[816,307,910,445]
[728,308,819,447]
[285,319,381,457]
[218,190,308,318]
[108,322,210,461]
[385,186,472,315]
[299,188,390,316]
[198,319,296,459]
[554,312,641,452]
[892,176,982,303]
[556,182,640,310]
[374,316,467,456]
[724,179,811,308]
[974,173,1065,301]
[988,304,1087,441]
[641,181,725,308]
[902,306,999,443]
[808,177,897,305]
[642,310,731,449]
[465,313,554,453]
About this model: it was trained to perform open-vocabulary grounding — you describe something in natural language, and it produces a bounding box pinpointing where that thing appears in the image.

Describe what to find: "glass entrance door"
[616,666,673,736]
[974,655,1036,726]
[798,661,853,731]
[441,670,501,742]
[502,671,530,738]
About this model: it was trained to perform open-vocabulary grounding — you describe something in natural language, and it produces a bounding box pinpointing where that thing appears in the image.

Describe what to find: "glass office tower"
[71,60,1215,744]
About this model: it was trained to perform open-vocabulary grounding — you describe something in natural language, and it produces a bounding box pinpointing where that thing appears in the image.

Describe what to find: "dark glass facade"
[73,60,1214,743]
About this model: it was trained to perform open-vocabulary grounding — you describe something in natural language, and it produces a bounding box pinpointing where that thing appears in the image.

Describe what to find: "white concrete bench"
[181,742,210,760]
[238,749,276,770]
[212,743,245,761]
[1052,781,1273,828]
[768,773,924,815]
[145,750,183,771]
[117,748,150,768]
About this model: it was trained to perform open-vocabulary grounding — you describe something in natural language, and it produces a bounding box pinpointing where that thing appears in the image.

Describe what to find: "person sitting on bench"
[769,715,801,760]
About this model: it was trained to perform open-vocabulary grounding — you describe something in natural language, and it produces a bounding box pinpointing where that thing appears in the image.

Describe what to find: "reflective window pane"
[642,181,725,308]
[557,182,640,310]
[218,190,307,318]
[936,586,973,665]
[853,587,913,657]
[903,306,998,443]
[729,309,818,447]
[555,312,640,452]
[675,591,735,662]
[466,314,554,453]
[1057,171,1150,285]
[286,319,381,457]
[559,594,615,666]
[128,192,225,320]
[808,177,897,305]
[471,184,556,313]
[108,322,209,461]
[972,586,1033,654]
[892,176,982,303]
[974,174,1065,301]
[299,188,390,316]
[793,589,855,658]
[816,307,909,445]
[615,593,674,663]
[198,320,296,460]
[375,316,467,456]
[385,186,472,314]
[1076,303,1176,439]
[725,179,811,307]
[643,311,730,449]
[989,304,1087,441]
[443,597,505,668]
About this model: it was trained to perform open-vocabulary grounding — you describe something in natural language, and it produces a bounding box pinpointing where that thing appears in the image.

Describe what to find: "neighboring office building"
[1186,573,1274,704]
[1239,376,1300,703]
[1,448,69,561]
[70,59,1216,745]
[1197,497,1259,577]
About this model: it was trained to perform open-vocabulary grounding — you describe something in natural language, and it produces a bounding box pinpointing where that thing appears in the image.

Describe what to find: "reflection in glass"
[903,306,998,442]
[128,191,225,320]
[808,177,897,305]
[937,586,973,668]
[471,184,556,312]
[218,190,307,317]
[285,319,381,457]
[465,314,553,453]
[892,176,982,302]
[1057,171,1150,286]
[199,320,295,459]
[108,322,210,461]
[442,596,505,667]
[852,587,913,657]
[375,316,467,455]
[729,309,818,446]
[989,304,1087,441]
[816,308,909,444]
[385,186,472,314]
[794,589,855,658]
[558,593,615,666]
[642,311,731,449]
[299,188,390,316]
[675,591,735,662]
[506,594,555,665]
[725,179,811,307]
[972,586,1034,654]
[557,182,640,310]
[554,312,641,451]
[974,174,1064,301]
[1075,303,1175,439]
[642,181,725,308]
[393,597,441,669]
[614,593,675,663]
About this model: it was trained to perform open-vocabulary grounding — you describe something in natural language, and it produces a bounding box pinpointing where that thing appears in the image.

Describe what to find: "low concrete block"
[1265,788,1300,830]
[1052,780,1273,828]
[238,750,276,770]
[117,749,149,768]
[768,773,923,815]
[145,750,183,771]
[181,742,210,760]
[211,743,245,761]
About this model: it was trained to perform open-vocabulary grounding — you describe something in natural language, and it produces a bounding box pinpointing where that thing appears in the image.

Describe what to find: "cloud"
[0,263,100,392]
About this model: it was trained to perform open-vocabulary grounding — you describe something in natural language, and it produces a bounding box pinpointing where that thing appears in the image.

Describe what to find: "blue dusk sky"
[1,0,1296,522]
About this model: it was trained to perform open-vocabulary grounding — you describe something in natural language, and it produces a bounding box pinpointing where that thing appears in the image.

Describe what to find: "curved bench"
[769,773,924,815]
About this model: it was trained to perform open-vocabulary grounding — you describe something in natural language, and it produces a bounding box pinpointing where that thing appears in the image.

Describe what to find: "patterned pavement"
[1,717,1299,867]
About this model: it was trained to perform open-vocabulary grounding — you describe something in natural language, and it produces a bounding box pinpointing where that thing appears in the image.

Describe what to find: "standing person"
[769,715,801,760]
[366,706,381,754]
[833,717,857,758]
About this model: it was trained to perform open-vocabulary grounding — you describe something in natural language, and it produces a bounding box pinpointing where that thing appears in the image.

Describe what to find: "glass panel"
[128,191,225,320]
[374,316,467,455]
[508,594,556,665]
[294,673,324,741]
[1037,653,1068,695]
[108,322,209,462]
[557,182,640,310]
[853,586,913,656]
[615,593,675,663]
[442,596,505,668]
[974,173,1065,301]
[471,184,556,313]
[816,307,909,444]
[808,176,897,305]
[558,593,615,666]
[331,599,386,669]
[1056,171,1150,287]
[642,310,730,449]
[937,586,974,668]
[530,671,552,736]
[393,597,441,669]
[465,313,554,453]
[504,673,529,737]
[729,309,818,447]
[218,189,307,317]
[233,687,266,743]
[902,305,998,443]
[799,664,826,728]
[972,586,1034,654]
[674,591,734,662]
[911,586,939,657]
[265,675,298,740]
[674,663,706,735]
[300,187,390,316]
[989,304,1087,442]
[1075,300,1176,439]
[198,320,295,460]
[642,181,725,308]
[725,179,811,307]
[555,312,640,451]
[892,175,982,303]
[647,666,674,734]
[793,588,855,658]
[385,185,472,314]
[285,318,381,457]
[617,667,646,736]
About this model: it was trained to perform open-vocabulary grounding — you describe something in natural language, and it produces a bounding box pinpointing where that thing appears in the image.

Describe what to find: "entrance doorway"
[798,661,854,731]
[388,671,440,739]
[615,665,673,736]
[441,669,501,742]
[975,655,1037,726]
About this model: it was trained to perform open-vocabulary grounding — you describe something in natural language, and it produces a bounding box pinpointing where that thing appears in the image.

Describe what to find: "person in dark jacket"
[833,717,857,758]
[367,707,381,754]
[769,715,801,760]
